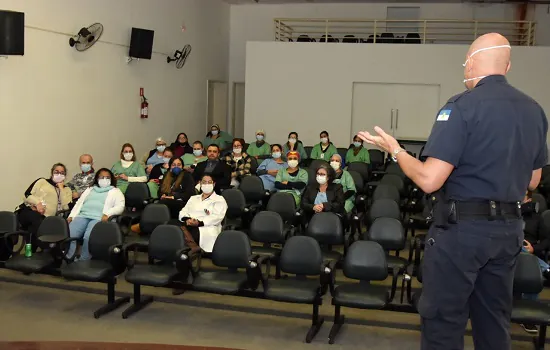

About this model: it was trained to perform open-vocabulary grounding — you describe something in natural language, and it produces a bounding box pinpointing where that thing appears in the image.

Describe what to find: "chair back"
[513,252,543,294]
[385,163,406,179]
[342,35,358,43]
[266,192,297,223]
[347,170,364,193]
[309,159,330,170]
[240,176,265,204]
[532,193,548,213]
[37,216,69,239]
[368,149,385,170]
[306,212,344,245]
[539,210,550,235]
[344,241,388,281]
[140,204,171,235]
[368,199,401,225]
[307,168,317,186]
[249,211,285,244]
[304,146,313,158]
[366,217,406,250]
[337,148,348,162]
[280,236,322,276]
[89,222,122,261]
[373,184,400,204]
[0,211,17,234]
[211,230,251,269]
[380,174,405,194]
[125,183,150,209]
[347,162,369,183]
[149,225,185,262]
[249,156,259,175]
[222,189,246,219]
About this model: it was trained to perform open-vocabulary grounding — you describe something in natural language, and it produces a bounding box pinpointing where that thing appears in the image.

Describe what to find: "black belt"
[451,200,522,221]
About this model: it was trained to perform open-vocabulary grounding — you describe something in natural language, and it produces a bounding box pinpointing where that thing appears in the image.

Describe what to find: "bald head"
[464,33,511,88]
[79,154,93,164]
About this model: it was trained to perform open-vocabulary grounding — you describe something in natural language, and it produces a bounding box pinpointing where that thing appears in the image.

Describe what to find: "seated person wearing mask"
[310,131,338,161]
[141,137,167,175]
[67,154,95,201]
[256,144,287,191]
[203,124,233,150]
[193,144,232,194]
[111,143,147,194]
[178,175,228,253]
[301,163,345,221]
[67,169,125,261]
[330,154,356,214]
[17,163,73,252]
[182,141,207,173]
[246,130,271,160]
[158,157,196,218]
[275,151,308,206]
[223,138,253,188]
[147,148,173,198]
[170,133,193,159]
[283,132,307,161]
[346,135,371,164]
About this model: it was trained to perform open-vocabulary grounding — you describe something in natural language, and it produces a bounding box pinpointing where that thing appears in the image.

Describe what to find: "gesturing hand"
[357,126,401,154]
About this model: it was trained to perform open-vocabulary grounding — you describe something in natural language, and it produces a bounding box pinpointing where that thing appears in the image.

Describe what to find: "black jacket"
[301,183,345,216]
[193,160,232,194]
[524,212,550,256]
[160,171,196,202]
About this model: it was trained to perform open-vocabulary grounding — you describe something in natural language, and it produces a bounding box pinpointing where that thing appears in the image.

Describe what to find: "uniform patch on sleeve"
[436,109,451,121]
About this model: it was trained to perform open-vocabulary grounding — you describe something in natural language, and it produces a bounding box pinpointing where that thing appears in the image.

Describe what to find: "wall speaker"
[0,10,24,55]
[129,27,154,60]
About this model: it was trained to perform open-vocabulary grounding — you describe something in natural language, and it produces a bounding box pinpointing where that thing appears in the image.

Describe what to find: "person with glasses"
[66,169,125,261]
[182,141,207,173]
[223,138,252,188]
[275,151,308,206]
[301,163,345,222]
[111,143,147,194]
[177,174,228,253]
[16,163,73,252]
[169,133,193,159]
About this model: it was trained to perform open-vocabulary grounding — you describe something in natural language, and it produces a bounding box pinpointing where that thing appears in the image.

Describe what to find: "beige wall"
[0,0,229,209]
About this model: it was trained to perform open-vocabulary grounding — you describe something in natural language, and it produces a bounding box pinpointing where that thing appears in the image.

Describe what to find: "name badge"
[320,153,324,159]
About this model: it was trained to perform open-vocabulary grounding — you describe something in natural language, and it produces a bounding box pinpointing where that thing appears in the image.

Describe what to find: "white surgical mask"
[123,152,133,161]
[98,178,111,188]
[201,184,214,194]
[316,175,328,185]
[52,174,65,183]
[353,141,362,148]
[211,130,219,136]
[288,138,297,144]
[330,161,341,171]
[193,149,203,157]
[320,137,328,144]
[233,148,242,154]
[163,157,170,164]
[272,152,281,159]
[256,135,264,141]
[462,45,511,85]
[287,160,299,168]
[156,145,166,152]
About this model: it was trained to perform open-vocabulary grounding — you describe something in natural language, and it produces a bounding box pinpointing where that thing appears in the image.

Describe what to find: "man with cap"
[358,33,547,349]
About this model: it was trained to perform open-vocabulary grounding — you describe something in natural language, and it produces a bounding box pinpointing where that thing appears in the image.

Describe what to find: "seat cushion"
[125,264,179,287]
[5,254,54,273]
[511,299,550,325]
[333,283,388,309]
[192,271,249,294]
[251,246,281,259]
[387,255,407,273]
[61,260,113,282]
[265,278,320,304]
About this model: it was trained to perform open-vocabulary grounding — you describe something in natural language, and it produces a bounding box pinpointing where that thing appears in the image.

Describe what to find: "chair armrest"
[248,254,270,291]
[56,209,71,219]
[108,215,121,223]
[4,231,30,255]
[59,237,83,263]
[321,260,337,296]
[122,242,149,269]
[108,244,126,274]
[388,269,399,303]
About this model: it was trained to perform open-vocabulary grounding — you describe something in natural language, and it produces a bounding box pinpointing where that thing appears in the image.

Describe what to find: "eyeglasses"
[53,171,66,176]
[99,177,111,180]
[316,173,327,176]
[201,181,214,185]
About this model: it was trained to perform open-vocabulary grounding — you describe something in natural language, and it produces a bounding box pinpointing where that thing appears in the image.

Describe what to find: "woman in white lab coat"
[178,174,228,253]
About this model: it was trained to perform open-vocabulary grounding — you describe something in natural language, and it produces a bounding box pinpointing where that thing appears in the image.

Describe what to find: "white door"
[393,84,440,140]
[232,82,245,139]
[351,82,395,148]
[206,80,228,132]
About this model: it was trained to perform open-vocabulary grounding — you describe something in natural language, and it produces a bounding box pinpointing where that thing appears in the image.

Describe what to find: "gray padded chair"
[60,222,130,318]
[372,184,400,204]
[328,241,394,344]
[222,189,247,230]
[249,212,287,278]
[306,212,344,264]
[0,211,18,262]
[266,192,302,229]
[264,236,333,343]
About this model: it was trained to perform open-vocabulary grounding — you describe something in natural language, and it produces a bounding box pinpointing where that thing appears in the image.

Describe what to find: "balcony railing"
[274,18,536,46]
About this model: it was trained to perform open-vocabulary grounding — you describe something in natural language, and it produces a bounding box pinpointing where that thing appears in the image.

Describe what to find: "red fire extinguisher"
[141,96,148,119]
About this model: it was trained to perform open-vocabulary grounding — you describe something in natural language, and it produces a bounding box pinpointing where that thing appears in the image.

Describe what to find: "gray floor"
[0,280,536,349]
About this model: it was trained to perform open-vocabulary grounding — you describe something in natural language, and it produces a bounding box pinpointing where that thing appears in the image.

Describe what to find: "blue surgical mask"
[272,152,281,159]
[353,141,362,148]
[81,164,92,173]
[193,149,203,157]
[171,167,182,176]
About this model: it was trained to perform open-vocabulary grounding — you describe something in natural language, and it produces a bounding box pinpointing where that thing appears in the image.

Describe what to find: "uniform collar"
[475,75,508,87]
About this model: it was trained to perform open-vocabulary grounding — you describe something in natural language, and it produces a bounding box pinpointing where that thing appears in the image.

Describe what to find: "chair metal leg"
[121,284,154,319]
[536,325,547,350]
[305,303,324,343]
[93,280,130,319]
[328,305,345,344]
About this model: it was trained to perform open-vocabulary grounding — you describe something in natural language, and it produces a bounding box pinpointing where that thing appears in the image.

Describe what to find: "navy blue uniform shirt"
[423,75,548,202]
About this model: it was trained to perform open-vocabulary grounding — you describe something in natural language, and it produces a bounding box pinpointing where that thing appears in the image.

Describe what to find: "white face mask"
[52,174,65,183]
[256,135,264,141]
[272,152,281,159]
[193,149,203,157]
[233,148,242,154]
[156,145,166,152]
[462,45,511,85]
[288,138,297,144]
[353,141,362,148]
[201,184,214,194]
[287,160,299,168]
[123,152,133,161]
[211,130,219,136]
[163,157,170,164]
[98,178,111,188]
[316,175,328,185]
[330,161,341,171]
[320,137,328,144]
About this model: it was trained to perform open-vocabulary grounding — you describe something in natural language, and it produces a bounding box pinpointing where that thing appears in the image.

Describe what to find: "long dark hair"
[93,168,117,187]
[175,133,189,145]
[161,157,184,195]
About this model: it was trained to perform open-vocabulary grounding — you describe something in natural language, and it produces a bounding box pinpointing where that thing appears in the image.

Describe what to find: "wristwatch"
[391,148,406,162]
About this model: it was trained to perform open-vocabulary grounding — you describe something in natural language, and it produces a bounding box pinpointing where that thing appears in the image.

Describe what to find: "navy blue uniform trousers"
[418,218,523,350]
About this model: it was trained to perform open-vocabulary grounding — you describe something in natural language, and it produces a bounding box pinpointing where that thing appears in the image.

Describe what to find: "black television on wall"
[129,27,154,59]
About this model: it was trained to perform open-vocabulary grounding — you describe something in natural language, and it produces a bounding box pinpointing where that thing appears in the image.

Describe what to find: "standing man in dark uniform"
[359,33,548,350]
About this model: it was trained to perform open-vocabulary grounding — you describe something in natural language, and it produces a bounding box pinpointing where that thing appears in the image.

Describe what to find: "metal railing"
[274,18,536,46]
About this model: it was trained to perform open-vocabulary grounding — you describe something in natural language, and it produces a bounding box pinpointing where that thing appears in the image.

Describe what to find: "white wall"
[0,0,229,210]
[244,42,550,147]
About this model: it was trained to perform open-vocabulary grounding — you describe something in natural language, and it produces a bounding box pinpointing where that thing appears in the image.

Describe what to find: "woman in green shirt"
[310,131,338,161]
[111,143,147,194]
[345,135,371,164]
[203,124,233,151]
[282,131,308,161]
[246,129,271,160]
[182,141,207,174]
[274,151,308,206]
[330,154,357,213]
